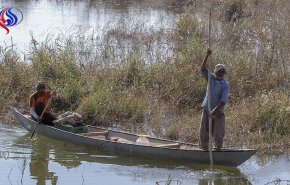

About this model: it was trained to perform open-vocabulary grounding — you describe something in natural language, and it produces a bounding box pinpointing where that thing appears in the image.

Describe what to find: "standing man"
[30,82,56,126]
[199,49,230,151]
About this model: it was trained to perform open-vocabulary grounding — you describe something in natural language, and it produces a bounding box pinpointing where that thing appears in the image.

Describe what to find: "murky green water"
[0,123,290,185]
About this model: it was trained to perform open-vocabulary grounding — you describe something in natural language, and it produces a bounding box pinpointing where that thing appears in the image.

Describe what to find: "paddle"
[30,97,52,139]
[207,7,214,169]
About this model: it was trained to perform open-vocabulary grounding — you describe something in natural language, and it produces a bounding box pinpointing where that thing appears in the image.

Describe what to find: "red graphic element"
[0,8,9,34]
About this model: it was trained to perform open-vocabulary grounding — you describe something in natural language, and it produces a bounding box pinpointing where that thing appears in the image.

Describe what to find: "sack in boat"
[53,111,83,126]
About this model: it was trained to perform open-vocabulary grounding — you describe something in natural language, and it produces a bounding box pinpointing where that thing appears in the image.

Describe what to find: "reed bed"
[0,0,289,151]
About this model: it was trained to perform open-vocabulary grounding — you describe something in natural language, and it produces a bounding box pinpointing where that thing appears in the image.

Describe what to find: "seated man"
[29,82,56,126]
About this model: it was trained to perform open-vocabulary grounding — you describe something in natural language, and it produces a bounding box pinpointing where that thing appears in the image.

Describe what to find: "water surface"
[0,123,290,185]
[1,0,177,53]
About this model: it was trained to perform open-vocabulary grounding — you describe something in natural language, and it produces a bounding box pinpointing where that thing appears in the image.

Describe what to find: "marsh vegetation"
[0,0,289,152]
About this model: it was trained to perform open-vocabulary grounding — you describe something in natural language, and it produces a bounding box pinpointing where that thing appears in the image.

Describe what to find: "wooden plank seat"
[81,131,109,137]
[156,143,180,148]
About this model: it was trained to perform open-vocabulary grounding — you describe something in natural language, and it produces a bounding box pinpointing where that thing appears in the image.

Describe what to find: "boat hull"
[11,107,256,167]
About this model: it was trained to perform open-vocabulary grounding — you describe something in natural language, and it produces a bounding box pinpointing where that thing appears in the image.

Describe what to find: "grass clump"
[226,91,290,150]
[249,92,290,141]
[77,81,146,126]
[224,0,246,22]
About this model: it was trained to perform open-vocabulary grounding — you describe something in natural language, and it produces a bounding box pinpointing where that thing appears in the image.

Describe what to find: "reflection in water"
[30,138,58,185]
[15,134,252,185]
[1,124,290,184]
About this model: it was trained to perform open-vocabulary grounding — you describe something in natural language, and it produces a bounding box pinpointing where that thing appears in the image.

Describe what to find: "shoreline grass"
[0,0,289,153]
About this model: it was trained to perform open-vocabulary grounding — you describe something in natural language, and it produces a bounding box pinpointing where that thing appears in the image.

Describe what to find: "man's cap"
[214,64,227,73]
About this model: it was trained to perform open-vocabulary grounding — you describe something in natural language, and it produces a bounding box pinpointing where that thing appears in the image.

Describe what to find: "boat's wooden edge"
[11,107,257,153]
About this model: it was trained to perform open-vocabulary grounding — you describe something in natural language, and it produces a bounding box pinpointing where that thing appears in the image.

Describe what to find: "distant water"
[0,0,178,53]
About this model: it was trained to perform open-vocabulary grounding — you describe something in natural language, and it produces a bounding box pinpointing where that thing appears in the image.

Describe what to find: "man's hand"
[50,91,57,96]
[210,107,219,118]
[210,102,225,118]
[201,48,213,71]
[206,48,212,57]
[36,117,43,123]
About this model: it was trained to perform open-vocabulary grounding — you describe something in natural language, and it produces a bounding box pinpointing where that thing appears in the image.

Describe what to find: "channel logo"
[0,7,23,34]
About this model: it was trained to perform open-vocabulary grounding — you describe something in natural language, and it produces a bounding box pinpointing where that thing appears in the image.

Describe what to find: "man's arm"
[29,96,39,119]
[30,107,39,119]
[46,90,57,97]
[201,49,212,71]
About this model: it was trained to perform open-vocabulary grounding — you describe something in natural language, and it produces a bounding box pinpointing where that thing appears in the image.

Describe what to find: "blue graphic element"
[6,8,18,26]
[0,7,23,34]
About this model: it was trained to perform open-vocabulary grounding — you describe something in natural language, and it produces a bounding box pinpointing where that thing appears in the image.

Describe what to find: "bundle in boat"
[53,111,88,133]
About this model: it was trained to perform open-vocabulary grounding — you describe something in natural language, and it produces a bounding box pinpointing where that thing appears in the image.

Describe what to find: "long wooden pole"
[30,97,52,139]
[207,8,214,169]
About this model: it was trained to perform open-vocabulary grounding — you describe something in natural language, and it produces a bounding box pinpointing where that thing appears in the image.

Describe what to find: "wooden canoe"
[11,107,256,167]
